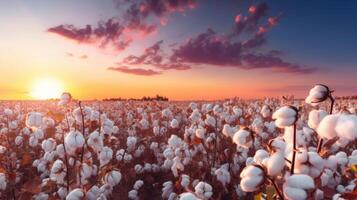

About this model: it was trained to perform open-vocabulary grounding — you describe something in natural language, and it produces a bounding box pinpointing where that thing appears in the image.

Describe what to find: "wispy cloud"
[108,66,161,76]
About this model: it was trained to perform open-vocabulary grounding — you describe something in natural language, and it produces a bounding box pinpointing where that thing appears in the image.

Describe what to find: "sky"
[0,0,356,100]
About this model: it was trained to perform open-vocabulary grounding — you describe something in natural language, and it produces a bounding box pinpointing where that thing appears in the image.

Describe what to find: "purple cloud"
[108,66,161,76]
[48,18,131,51]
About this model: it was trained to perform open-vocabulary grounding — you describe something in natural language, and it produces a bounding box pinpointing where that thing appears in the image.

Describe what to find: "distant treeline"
[103,95,169,102]
[336,95,357,100]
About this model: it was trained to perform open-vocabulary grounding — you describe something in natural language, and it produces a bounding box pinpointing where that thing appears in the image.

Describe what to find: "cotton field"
[0,85,356,200]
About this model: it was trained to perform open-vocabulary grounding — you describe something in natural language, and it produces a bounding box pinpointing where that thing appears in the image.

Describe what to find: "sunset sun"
[30,78,64,100]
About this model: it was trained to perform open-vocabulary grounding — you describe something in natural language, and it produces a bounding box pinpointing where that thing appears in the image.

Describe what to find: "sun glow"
[30,78,64,100]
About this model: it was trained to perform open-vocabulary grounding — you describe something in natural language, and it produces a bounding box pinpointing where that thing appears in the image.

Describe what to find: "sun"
[30,78,64,100]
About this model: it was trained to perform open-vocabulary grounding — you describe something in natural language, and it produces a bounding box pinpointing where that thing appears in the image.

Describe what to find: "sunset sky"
[0,0,356,100]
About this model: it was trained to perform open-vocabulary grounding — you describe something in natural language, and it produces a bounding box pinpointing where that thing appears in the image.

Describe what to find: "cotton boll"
[162,181,173,199]
[240,165,265,192]
[4,108,13,116]
[128,190,138,199]
[214,164,231,187]
[126,136,137,152]
[267,152,285,176]
[261,105,272,118]
[181,174,190,188]
[194,182,213,199]
[26,112,43,129]
[170,118,179,129]
[285,174,315,189]
[204,114,216,127]
[179,192,200,200]
[66,188,84,200]
[284,174,315,200]
[99,146,113,167]
[316,114,339,139]
[0,173,6,190]
[335,114,357,141]
[168,135,183,149]
[58,92,72,106]
[87,131,103,153]
[305,84,330,105]
[103,170,121,187]
[72,106,92,123]
[284,187,307,200]
[101,118,114,136]
[253,150,269,164]
[15,136,23,146]
[171,157,184,177]
[42,138,57,152]
[86,186,100,200]
[233,129,253,148]
[65,130,84,150]
[222,124,238,138]
[195,127,206,139]
[308,110,328,130]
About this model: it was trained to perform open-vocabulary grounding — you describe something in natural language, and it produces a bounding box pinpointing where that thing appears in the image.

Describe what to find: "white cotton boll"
[171,118,179,128]
[189,102,198,110]
[65,131,85,150]
[284,187,307,200]
[204,115,216,127]
[171,157,184,177]
[168,135,183,148]
[127,136,137,152]
[4,108,13,116]
[33,192,49,200]
[42,138,57,152]
[87,131,103,153]
[29,135,39,147]
[335,151,348,166]
[240,165,264,192]
[189,109,202,122]
[0,146,6,154]
[103,170,122,187]
[162,108,172,118]
[181,174,190,188]
[233,106,242,117]
[14,136,23,146]
[135,164,143,174]
[163,148,174,160]
[315,189,324,200]
[254,150,269,164]
[273,106,297,120]
[99,146,113,167]
[195,127,206,139]
[335,114,357,140]
[316,114,339,139]
[269,139,286,152]
[261,105,271,118]
[222,124,238,138]
[34,129,44,139]
[58,92,72,106]
[51,159,64,174]
[194,182,213,199]
[275,117,296,128]
[26,112,43,129]
[162,181,173,199]
[72,106,92,123]
[305,85,329,105]
[267,152,285,176]
[179,193,200,200]
[233,129,252,148]
[66,188,84,200]
[285,174,315,189]
[128,190,138,199]
[0,173,6,190]
[133,180,144,190]
[215,165,231,187]
[348,150,357,166]
[308,110,328,130]
[139,118,149,130]
[87,186,100,200]
[246,157,254,165]
[58,187,68,199]
[101,119,114,136]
